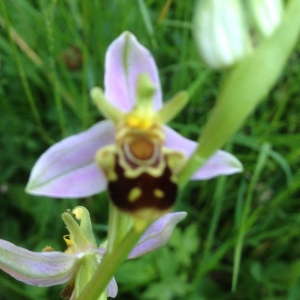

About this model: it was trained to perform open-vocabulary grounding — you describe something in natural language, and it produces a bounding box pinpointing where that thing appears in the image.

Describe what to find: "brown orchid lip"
[107,152,178,220]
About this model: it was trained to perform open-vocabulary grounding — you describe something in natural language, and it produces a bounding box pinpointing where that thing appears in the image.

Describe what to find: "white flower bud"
[249,0,283,37]
[193,0,252,69]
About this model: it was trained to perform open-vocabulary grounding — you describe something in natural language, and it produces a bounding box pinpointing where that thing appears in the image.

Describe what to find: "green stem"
[76,224,147,300]
[106,202,133,253]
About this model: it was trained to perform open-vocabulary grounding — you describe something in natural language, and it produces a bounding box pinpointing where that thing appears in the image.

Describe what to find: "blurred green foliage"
[0,0,300,299]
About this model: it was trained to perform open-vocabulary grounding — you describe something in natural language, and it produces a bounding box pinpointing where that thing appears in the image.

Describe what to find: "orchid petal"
[164,126,243,179]
[191,149,243,180]
[26,120,115,198]
[104,31,162,112]
[107,277,118,298]
[128,212,187,259]
[0,239,81,286]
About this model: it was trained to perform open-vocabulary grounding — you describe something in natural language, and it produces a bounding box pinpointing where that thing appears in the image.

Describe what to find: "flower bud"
[248,0,283,37]
[193,0,252,69]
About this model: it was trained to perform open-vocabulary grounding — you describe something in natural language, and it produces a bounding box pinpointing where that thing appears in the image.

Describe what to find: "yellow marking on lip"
[96,146,118,181]
[128,187,142,202]
[153,188,164,199]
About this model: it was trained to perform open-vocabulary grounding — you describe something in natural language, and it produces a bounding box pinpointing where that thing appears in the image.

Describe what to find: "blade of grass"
[203,175,226,258]
[232,143,271,291]
[137,0,157,49]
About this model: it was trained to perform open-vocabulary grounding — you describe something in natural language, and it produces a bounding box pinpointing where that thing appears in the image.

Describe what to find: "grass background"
[1,0,300,299]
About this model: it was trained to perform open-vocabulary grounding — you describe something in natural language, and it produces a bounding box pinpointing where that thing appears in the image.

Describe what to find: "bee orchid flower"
[0,206,187,299]
[26,32,242,218]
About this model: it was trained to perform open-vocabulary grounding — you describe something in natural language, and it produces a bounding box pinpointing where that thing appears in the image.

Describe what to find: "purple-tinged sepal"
[0,239,81,287]
[129,211,187,258]
[26,121,115,198]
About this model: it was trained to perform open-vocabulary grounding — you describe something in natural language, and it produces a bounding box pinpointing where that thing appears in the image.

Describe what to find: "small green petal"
[72,206,97,247]
[62,211,93,253]
[90,87,124,123]
[158,91,189,124]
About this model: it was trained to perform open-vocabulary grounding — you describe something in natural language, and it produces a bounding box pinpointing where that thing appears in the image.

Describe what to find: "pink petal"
[107,277,118,298]
[164,126,243,179]
[26,120,115,198]
[104,31,162,111]
[0,239,81,286]
[191,149,243,180]
[128,212,187,259]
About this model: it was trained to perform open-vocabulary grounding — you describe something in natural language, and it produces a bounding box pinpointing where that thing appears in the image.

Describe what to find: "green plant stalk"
[137,0,157,49]
[231,143,271,291]
[177,0,300,188]
[106,202,133,253]
[76,222,148,300]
